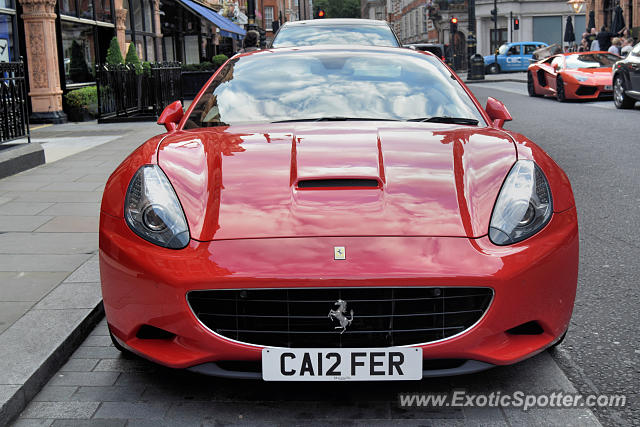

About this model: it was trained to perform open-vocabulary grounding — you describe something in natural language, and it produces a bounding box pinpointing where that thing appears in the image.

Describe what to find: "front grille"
[576,85,598,96]
[188,287,492,348]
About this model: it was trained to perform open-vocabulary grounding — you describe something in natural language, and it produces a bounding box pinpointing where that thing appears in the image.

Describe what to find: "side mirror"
[485,97,513,128]
[157,100,184,132]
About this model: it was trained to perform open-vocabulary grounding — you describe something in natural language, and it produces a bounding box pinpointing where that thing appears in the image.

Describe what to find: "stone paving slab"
[0,121,160,425]
[12,320,601,426]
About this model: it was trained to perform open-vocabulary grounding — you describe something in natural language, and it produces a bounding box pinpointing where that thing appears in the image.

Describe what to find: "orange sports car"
[527,52,619,101]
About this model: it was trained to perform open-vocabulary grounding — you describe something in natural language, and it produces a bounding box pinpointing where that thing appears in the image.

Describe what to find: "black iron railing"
[0,60,30,144]
[97,62,183,121]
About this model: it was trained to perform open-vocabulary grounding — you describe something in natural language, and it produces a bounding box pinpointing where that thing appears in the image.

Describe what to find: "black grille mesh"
[188,287,493,348]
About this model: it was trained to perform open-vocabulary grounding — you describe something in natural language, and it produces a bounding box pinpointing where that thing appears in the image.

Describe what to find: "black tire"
[487,63,500,74]
[613,74,635,109]
[527,72,540,97]
[556,76,566,102]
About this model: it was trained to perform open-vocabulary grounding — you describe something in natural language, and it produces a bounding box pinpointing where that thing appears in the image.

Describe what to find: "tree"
[105,37,124,65]
[69,40,92,83]
[125,43,143,75]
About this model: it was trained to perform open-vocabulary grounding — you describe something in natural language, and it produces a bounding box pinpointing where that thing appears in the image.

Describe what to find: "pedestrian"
[608,37,622,55]
[578,38,589,52]
[596,26,615,52]
[590,37,600,51]
[621,38,634,56]
[237,30,259,54]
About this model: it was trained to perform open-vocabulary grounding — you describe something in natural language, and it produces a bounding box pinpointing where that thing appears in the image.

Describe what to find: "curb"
[0,302,105,426]
[0,142,45,179]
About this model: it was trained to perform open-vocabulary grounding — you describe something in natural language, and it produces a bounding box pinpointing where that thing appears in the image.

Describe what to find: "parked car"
[612,42,640,109]
[101,45,578,381]
[527,52,619,101]
[404,43,450,63]
[271,18,401,48]
[484,41,548,73]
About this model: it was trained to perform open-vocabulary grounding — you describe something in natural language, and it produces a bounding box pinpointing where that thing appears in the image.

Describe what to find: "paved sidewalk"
[13,319,601,426]
[0,120,161,425]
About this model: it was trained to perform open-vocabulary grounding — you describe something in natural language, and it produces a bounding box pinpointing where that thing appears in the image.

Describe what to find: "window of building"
[533,16,562,46]
[0,13,16,62]
[490,28,507,54]
[61,21,95,84]
[264,6,274,30]
[59,0,76,16]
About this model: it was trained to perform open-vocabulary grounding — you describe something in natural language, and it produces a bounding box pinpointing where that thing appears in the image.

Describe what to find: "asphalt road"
[469,83,640,426]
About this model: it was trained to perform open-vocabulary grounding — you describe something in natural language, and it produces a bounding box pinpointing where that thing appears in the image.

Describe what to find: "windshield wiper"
[407,116,479,125]
[272,117,400,123]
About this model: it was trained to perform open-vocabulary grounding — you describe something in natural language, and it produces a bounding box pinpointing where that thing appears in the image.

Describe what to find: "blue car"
[484,41,549,73]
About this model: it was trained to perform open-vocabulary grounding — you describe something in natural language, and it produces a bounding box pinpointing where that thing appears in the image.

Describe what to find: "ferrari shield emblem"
[334,246,346,260]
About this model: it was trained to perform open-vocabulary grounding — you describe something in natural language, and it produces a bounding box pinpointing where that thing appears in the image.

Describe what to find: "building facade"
[585,0,637,37]
[476,0,587,56]
[377,1,593,61]
[3,0,251,123]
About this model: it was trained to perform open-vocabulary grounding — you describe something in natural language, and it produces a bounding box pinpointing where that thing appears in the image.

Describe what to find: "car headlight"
[124,165,190,249]
[489,160,553,245]
[575,75,589,82]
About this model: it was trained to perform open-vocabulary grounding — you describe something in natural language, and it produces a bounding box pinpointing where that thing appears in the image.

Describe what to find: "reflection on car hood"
[158,122,516,241]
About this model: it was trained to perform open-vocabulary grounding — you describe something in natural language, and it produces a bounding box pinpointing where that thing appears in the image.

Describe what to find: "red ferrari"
[100,46,578,381]
[527,52,619,101]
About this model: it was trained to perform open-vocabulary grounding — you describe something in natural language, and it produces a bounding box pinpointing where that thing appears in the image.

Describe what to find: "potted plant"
[65,85,98,122]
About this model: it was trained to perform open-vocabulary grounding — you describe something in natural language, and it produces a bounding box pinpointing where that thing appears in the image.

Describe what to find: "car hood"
[158,123,516,241]
[565,68,612,82]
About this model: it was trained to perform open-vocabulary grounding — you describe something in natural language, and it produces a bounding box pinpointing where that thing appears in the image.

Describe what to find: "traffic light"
[513,17,519,30]
[450,17,458,33]
[490,8,498,22]
[315,8,325,18]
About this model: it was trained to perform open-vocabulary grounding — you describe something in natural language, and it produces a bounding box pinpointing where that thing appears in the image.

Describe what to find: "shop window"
[123,0,132,30]
[95,0,112,23]
[490,28,507,54]
[144,0,153,32]
[0,14,15,62]
[78,0,94,20]
[132,0,143,31]
[59,0,76,16]
[0,0,14,8]
[164,36,174,61]
[533,16,562,46]
[145,36,155,61]
[62,21,95,84]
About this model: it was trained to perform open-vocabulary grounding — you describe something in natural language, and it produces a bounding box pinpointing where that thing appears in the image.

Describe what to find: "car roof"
[236,44,437,59]
[282,18,390,27]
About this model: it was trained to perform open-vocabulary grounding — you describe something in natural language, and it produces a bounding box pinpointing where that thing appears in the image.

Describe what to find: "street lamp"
[567,0,585,13]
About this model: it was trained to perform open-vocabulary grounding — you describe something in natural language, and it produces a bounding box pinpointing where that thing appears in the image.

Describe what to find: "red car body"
[527,51,616,100]
[100,47,578,379]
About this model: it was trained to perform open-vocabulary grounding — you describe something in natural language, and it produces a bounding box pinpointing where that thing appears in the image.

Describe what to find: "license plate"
[604,85,613,90]
[262,348,422,381]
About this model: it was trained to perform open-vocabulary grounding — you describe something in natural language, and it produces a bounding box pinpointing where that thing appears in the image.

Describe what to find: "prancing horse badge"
[334,246,346,260]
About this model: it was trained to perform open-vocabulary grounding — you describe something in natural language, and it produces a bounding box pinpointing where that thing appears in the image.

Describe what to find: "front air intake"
[297,178,380,188]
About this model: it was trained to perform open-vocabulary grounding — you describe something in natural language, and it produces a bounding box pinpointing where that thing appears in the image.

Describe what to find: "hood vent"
[297,178,380,189]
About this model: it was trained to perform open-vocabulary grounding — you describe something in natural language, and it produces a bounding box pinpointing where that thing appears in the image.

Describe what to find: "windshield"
[498,44,509,55]
[271,24,399,48]
[565,53,620,69]
[184,50,484,128]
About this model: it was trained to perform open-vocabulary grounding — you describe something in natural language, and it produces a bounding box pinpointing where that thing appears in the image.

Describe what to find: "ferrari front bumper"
[100,207,578,377]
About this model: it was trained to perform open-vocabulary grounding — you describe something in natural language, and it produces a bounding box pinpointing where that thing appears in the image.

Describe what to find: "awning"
[177,0,246,40]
